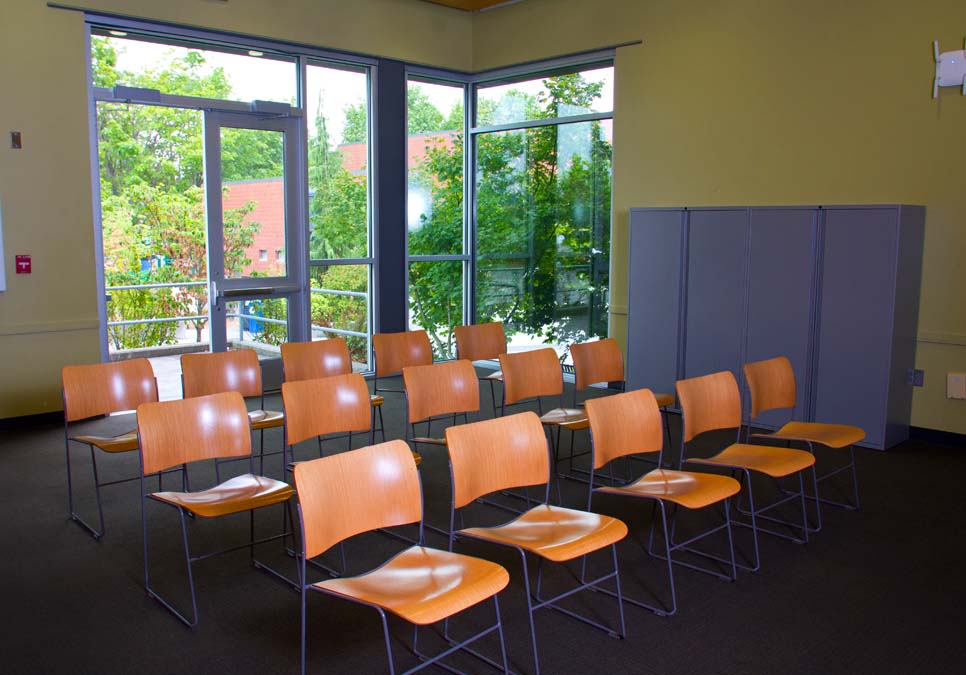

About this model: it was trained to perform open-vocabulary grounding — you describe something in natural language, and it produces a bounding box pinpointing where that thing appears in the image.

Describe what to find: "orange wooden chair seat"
[70,429,139,454]
[482,370,504,382]
[594,468,740,510]
[370,394,385,407]
[249,409,285,430]
[540,407,588,428]
[654,392,675,408]
[315,545,509,626]
[151,473,293,518]
[461,504,627,563]
[687,443,815,479]
[753,421,865,449]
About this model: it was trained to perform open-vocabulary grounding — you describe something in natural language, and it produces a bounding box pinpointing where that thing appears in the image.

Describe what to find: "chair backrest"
[62,359,158,423]
[281,338,351,382]
[571,338,625,391]
[294,440,422,559]
[281,374,371,446]
[743,356,797,418]
[586,388,663,469]
[137,391,252,475]
[402,360,480,424]
[445,412,549,509]
[372,330,433,377]
[498,348,563,405]
[454,322,507,362]
[181,349,262,399]
[675,370,743,443]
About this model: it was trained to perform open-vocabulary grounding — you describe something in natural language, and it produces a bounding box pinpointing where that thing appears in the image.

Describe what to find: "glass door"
[203,111,306,386]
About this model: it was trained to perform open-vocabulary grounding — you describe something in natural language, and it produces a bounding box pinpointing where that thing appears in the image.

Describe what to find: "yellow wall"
[0,0,471,418]
[475,0,966,435]
[3,0,966,434]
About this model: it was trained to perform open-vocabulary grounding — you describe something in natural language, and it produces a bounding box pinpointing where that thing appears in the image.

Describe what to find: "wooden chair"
[570,337,675,468]
[62,358,159,539]
[402,359,480,451]
[498,348,588,465]
[294,440,510,675]
[281,373,374,467]
[280,338,386,441]
[586,388,740,616]
[446,412,628,675]
[676,370,818,572]
[744,355,864,514]
[181,349,284,477]
[136,391,295,627]
[454,322,507,415]
[372,329,433,396]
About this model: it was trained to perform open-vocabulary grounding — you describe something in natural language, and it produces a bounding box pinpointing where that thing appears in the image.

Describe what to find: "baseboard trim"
[909,426,966,447]
[0,411,63,431]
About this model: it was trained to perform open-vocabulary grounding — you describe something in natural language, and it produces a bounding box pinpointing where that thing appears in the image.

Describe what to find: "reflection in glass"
[409,260,464,360]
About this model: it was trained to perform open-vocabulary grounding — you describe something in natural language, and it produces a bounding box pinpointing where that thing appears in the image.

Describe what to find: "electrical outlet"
[946,372,966,399]
[913,369,925,386]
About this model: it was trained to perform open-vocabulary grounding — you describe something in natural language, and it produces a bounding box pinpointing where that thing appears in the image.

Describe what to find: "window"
[473,64,613,358]
[306,61,373,370]
[259,249,268,262]
[406,77,466,359]
[276,249,285,262]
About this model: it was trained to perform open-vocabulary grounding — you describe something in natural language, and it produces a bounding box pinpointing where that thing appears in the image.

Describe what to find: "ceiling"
[417,0,523,12]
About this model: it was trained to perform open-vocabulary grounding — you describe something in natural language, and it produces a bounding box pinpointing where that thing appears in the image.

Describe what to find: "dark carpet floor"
[1,377,964,674]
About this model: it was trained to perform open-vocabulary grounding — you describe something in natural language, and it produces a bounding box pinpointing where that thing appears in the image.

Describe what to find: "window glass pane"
[220,127,286,279]
[307,62,370,260]
[225,298,288,356]
[409,260,464,360]
[98,101,211,355]
[475,119,611,356]
[311,264,370,371]
[91,33,296,104]
[476,65,613,127]
[407,80,464,256]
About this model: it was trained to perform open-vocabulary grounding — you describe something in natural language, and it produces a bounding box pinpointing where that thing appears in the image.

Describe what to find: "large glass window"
[407,78,466,359]
[306,62,373,369]
[473,67,613,358]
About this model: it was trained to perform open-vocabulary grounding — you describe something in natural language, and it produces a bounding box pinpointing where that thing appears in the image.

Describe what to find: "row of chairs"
[60,325,633,538]
[60,330,865,674]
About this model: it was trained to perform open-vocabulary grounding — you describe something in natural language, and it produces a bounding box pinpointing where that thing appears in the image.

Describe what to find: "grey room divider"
[626,204,925,450]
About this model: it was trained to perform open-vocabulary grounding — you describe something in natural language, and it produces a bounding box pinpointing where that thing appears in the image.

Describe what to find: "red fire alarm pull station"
[15,255,31,274]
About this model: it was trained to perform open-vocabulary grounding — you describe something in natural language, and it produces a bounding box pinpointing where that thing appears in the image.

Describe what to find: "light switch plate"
[946,372,966,399]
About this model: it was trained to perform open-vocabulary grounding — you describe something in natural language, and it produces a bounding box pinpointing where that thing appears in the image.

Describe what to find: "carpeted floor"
[1,378,964,674]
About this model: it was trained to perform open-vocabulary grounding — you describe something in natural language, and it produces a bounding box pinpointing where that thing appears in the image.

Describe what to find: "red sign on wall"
[15,255,31,274]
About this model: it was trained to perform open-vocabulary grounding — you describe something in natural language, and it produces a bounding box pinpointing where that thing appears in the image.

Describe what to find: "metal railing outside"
[105,282,371,361]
